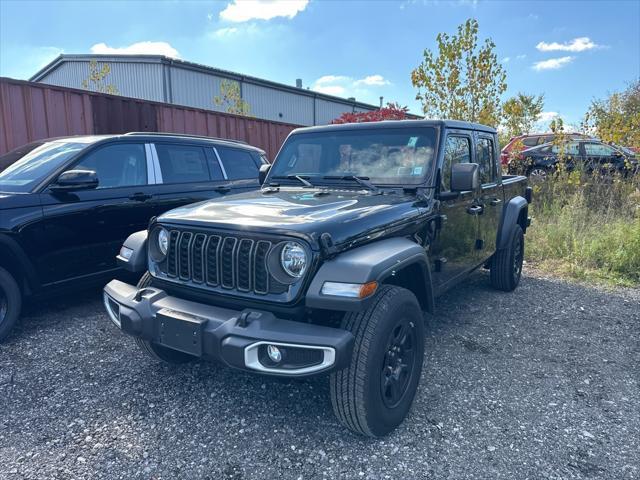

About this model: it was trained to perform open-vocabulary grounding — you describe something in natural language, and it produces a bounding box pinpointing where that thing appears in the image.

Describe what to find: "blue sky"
[1,0,639,129]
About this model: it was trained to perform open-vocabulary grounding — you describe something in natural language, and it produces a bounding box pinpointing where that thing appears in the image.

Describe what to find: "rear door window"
[217,146,260,180]
[476,137,496,184]
[155,144,212,184]
[522,137,539,147]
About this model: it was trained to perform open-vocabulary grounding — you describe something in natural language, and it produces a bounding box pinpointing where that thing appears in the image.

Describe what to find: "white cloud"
[354,74,390,86]
[212,27,239,37]
[516,54,527,60]
[90,41,180,58]
[501,57,511,63]
[537,111,559,123]
[219,0,308,22]
[532,56,574,71]
[311,74,391,98]
[536,37,598,52]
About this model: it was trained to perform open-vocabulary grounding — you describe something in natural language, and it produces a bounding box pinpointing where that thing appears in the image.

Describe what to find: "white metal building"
[30,54,383,126]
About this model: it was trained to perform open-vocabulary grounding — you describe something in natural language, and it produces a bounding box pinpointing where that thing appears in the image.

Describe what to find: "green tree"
[214,79,251,116]
[502,93,544,138]
[411,19,507,127]
[81,60,119,95]
[583,79,640,149]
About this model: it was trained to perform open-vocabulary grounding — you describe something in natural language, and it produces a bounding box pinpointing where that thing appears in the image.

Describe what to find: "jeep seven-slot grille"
[161,230,289,295]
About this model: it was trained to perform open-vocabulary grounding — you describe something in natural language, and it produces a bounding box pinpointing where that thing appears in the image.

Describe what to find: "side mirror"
[50,169,99,192]
[259,164,271,185]
[450,162,479,192]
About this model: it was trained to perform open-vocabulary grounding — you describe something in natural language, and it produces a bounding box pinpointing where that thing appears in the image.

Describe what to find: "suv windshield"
[270,127,438,186]
[0,141,86,192]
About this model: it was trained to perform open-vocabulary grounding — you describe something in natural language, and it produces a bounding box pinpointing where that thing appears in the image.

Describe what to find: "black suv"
[0,132,267,341]
[104,120,531,437]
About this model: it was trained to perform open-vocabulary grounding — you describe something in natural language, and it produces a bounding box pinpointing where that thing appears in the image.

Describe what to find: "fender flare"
[496,196,528,250]
[117,230,148,273]
[305,237,434,313]
[0,233,40,293]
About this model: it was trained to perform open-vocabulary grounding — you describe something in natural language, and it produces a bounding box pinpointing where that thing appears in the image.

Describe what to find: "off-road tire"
[330,285,424,437]
[490,225,524,292]
[0,267,21,342]
[133,271,194,364]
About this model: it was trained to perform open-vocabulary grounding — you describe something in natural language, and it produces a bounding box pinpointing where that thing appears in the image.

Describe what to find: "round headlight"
[280,242,307,278]
[158,228,169,256]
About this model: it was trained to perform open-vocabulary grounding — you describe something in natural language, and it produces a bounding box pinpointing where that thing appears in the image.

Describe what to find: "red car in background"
[500,133,589,166]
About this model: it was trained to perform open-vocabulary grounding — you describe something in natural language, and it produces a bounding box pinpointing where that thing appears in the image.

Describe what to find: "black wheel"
[490,225,524,292]
[133,272,194,364]
[330,285,425,437]
[0,267,22,342]
[528,167,549,181]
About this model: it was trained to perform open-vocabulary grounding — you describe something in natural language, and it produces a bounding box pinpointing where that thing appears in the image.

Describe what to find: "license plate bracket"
[157,308,207,356]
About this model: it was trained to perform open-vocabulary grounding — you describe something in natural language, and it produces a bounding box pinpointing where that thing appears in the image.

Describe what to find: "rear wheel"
[0,267,22,342]
[490,225,524,292]
[330,285,425,437]
[133,272,194,364]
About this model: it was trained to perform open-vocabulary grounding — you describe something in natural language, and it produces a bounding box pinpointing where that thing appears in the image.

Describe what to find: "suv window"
[584,142,617,156]
[476,137,496,184]
[551,142,580,156]
[74,143,147,189]
[217,146,260,180]
[155,144,211,184]
[442,135,471,190]
[522,137,539,147]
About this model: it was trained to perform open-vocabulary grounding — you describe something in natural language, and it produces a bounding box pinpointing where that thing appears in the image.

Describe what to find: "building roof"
[30,54,395,113]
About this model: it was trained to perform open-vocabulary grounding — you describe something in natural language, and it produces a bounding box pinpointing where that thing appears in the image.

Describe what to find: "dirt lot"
[1,269,638,480]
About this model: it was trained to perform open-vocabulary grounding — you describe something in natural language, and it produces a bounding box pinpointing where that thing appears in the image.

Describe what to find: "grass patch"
[526,170,640,287]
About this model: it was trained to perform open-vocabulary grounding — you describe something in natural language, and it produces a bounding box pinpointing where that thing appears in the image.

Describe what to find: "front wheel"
[330,285,425,437]
[0,267,22,342]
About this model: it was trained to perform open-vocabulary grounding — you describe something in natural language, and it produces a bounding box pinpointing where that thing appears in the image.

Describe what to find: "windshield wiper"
[271,175,315,187]
[322,175,379,192]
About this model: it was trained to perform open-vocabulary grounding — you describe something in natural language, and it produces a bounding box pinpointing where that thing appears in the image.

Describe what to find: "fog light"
[267,344,282,363]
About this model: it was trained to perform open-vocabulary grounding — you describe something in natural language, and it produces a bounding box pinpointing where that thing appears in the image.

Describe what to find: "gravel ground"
[1,268,639,480]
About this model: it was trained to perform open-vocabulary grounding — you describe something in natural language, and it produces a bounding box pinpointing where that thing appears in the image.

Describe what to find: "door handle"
[129,193,152,202]
[489,198,502,206]
[214,185,232,194]
[467,205,483,215]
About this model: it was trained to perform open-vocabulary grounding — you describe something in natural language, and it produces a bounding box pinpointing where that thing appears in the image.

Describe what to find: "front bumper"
[103,280,354,377]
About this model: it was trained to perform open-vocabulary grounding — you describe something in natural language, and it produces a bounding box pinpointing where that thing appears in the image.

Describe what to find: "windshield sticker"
[407,137,418,148]
[412,166,423,175]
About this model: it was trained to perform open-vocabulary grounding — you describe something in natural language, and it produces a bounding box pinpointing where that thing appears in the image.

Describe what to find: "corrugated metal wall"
[34,57,380,126]
[0,78,298,161]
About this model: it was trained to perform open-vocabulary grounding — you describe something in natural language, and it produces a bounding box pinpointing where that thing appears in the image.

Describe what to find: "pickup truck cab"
[0,132,267,341]
[104,120,531,437]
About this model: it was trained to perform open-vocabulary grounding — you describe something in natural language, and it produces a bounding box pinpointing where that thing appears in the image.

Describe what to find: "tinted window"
[584,143,617,156]
[270,127,437,185]
[476,137,496,184]
[0,141,86,192]
[155,144,211,184]
[442,136,471,190]
[522,137,539,147]
[73,143,147,189]
[217,146,260,180]
[551,142,580,155]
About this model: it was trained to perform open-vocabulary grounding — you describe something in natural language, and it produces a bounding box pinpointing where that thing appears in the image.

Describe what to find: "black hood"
[158,187,425,248]
[0,191,41,211]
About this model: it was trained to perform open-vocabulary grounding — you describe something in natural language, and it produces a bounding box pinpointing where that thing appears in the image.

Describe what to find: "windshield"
[270,127,438,186]
[0,141,86,192]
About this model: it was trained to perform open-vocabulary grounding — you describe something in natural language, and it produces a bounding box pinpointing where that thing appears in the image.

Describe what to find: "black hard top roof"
[289,119,497,135]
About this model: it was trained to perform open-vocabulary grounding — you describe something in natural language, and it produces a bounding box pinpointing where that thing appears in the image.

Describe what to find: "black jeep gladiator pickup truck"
[104,120,531,437]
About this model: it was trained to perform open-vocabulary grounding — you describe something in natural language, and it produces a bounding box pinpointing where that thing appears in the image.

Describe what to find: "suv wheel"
[0,267,22,342]
[330,285,424,437]
[133,272,194,364]
[528,167,549,181]
[490,225,524,292]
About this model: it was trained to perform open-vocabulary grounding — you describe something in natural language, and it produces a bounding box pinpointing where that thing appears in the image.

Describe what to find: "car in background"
[500,133,589,166]
[0,132,267,341]
[507,138,638,179]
